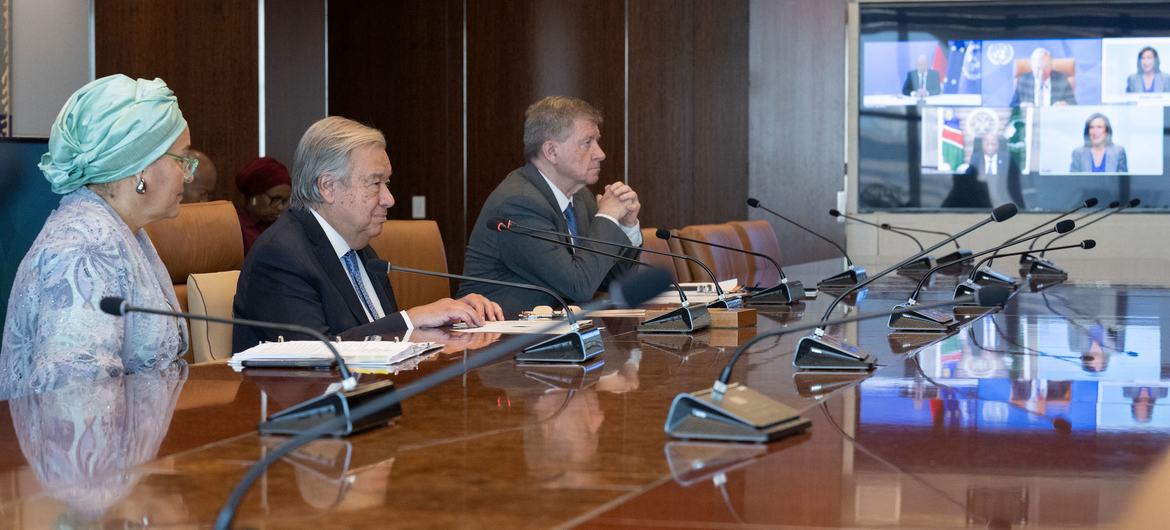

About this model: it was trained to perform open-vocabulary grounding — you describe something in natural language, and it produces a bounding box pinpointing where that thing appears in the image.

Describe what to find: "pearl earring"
[135,176,147,194]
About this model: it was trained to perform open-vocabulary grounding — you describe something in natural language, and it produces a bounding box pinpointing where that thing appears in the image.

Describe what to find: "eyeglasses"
[163,153,200,183]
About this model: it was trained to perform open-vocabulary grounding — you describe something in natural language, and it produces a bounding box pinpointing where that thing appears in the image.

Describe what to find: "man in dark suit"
[902,55,942,97]
[459,96,643,317]
[232,117,502,352]
[969,134,1025,208]
[1011,48,1076,107]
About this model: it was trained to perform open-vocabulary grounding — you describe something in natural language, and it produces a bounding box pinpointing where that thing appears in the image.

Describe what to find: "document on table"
[645,279,740,305]
[451,320,592,334]
[229,340,443,369]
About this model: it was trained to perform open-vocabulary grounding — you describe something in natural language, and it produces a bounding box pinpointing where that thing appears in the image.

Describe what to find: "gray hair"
[290,116,386,209]
[522,96,603,162]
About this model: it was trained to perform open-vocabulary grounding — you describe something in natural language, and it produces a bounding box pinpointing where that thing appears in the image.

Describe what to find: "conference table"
[2,258,1169,528]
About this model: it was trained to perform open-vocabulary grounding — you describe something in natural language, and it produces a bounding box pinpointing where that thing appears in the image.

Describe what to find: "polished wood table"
[2,259,1169,528]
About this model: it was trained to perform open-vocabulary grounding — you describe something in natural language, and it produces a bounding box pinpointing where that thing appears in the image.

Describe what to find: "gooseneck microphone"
[98,297,399,437]
[490,220,712,332]
[1029,200,1116,251]
[364,259,600,363]
[879,223,962,250]
[954,240,1095,301]
[664,285,1012,442]
[215,267,672,530]
[655,229,803,305]
[1004,197,1097,251]
[793,203,1018,370]
[829,208,927,255]
[748,198,867,288]
[1041,198,1138,256]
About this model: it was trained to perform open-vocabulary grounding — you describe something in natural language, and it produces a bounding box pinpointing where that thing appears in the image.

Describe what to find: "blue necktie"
[563,204,579,247]
[342,249,379,322]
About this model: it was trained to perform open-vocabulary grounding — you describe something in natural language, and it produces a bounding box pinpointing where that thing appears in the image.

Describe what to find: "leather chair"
[367,220,451,309]
[640,228,691,283]
[676,224,750,287]
[143,200,244,312]
[1014,57,1076,91]
[186,270,240,362]
[730,220,784,288]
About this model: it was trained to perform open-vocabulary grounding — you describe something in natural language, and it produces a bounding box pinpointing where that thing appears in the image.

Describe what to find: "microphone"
[98,297,397,437]
[489,219,712,333]
[664,285,1012,442]
[365,259,600,363]
[889,222,1076,332]
[794,203,1017,370]
[975,197,1097,278]
[215,267,672,530]
[1029,199,1115,251]
[748,198,867,288]
[955,240,1095,300]
[1029,198,1138,276]
[655,228,803,305]
[829,209,933,270]
[879,222,973,265]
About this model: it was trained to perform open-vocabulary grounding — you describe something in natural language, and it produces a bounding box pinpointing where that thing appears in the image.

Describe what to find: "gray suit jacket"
[1126,72,1170,93]
[1011,71,1077,106]
[459,163,640,317]
[1070,145,1128,173]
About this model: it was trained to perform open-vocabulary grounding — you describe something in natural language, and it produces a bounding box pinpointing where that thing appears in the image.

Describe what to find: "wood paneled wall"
[94,0,258,205]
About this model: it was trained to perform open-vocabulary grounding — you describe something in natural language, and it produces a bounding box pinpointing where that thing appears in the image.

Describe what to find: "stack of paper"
[229,341,443,369]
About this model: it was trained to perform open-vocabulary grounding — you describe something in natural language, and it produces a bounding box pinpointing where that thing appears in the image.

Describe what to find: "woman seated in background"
[0,74,193,399]
[1070,113,1128,173]
[235,156,292,254]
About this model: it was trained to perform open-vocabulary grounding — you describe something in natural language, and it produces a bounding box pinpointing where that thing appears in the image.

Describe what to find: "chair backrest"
[1014,58,1077,91]
[186,270,241,363]
[143,200,244,311]
[677,224,750,286]
[640,228,691,283]
[730,220,783,288]
[367,220,450,308]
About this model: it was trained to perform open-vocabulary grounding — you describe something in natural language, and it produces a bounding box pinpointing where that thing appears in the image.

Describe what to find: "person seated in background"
[179,148,217,203]
[1126,46,1170,93]
[232,116,503,352]
[459,96,642,317]
[234,156,292,254]
[1,74,193,399]
[967,133,1025,209]
[1011,47,1076,107]
[1070,113,1128,173]
[901,54,941,97]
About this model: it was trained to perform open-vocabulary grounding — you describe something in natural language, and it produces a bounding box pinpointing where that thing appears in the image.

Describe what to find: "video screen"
[858,2,1170,211]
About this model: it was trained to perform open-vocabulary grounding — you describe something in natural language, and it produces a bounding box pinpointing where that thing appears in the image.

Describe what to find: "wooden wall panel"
[94,0,258,205]
[328,0,465,273]
[465,0,627,242]
[749,0,848,264]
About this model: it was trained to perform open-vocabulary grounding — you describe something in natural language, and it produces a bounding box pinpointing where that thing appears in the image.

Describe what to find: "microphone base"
[793,371,871,399]
[258,380,400,437]
[747,280,804,305]
[973,267,1019,287]
[937,249,974,266]
[1019,254,1068,278]
[953,280,1012,309]
[887,303,957,332]
[817,266,867,289]
[897,256,935,271]
[515,326,605,363]
[638,303,711,333]
[664,383,812,442]
[707,295,746,310]
[792,332,877,371]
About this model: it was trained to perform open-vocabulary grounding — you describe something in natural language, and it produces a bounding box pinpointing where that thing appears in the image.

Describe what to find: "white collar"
[308,208,354,259]
[537,168,574,212]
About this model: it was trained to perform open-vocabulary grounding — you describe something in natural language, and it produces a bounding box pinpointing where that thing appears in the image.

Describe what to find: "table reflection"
[9,363,187,526]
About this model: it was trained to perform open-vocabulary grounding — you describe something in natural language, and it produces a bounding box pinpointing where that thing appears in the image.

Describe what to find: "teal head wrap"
[38,74,188,195]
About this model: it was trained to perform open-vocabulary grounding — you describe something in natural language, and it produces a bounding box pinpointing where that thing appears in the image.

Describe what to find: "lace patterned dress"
[1,187,187,399]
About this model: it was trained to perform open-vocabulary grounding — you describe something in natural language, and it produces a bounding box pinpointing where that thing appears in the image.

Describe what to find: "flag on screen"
[940,110,964,171]
[943,40,981,95]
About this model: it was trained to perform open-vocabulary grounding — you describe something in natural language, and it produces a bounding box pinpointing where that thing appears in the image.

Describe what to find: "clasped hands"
[596,182,641,227]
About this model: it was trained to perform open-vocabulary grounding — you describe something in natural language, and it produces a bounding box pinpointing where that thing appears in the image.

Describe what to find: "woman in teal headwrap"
[1,74,195,399]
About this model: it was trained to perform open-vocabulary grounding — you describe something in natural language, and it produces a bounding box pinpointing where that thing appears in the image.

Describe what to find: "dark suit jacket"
[231,207,406,352]
[458,163,640,317]
[969,147,1026,208]
[1011,71,1076,106]
[902,69,942,96]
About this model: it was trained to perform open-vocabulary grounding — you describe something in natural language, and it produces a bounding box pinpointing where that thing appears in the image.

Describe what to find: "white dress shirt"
[537,170,643,246]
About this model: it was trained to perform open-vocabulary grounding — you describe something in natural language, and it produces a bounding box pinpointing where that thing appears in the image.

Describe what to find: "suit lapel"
[292,208,372,325]
[359,246,398,313]
[520,163,572,237]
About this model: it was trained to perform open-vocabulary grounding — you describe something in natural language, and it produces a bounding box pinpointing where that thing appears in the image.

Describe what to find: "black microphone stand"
[657,229,804,305]
[829,209,934,270]
[747,198,868,289]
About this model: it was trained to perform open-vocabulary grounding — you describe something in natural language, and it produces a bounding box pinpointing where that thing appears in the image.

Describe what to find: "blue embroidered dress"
[1,187,187,399]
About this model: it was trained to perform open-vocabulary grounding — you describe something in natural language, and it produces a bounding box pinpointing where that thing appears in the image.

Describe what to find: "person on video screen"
[1011,48,1076,107]
[902,55,942,98]
[1070,113,1127,173]
[1126,46,1170,93]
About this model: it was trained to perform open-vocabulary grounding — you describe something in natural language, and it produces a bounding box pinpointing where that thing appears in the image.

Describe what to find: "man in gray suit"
[460,96,642,317]
[1011,47,1076,107]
